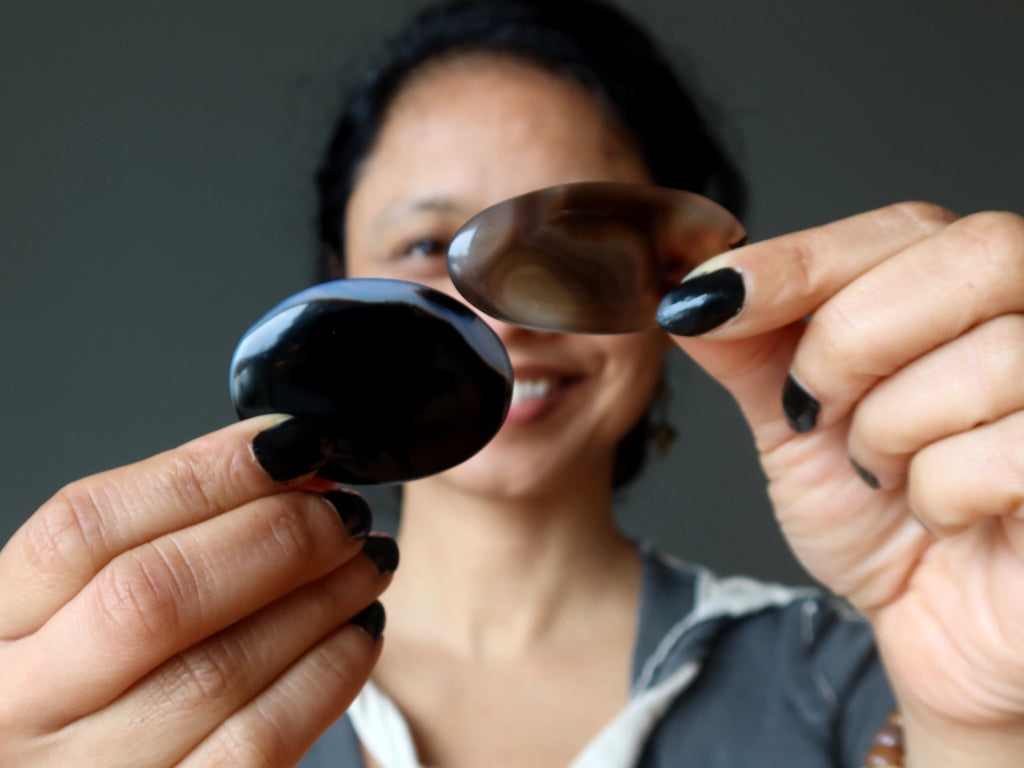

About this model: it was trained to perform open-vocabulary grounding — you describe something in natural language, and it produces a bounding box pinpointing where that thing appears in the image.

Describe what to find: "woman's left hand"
[659,201,1024,764]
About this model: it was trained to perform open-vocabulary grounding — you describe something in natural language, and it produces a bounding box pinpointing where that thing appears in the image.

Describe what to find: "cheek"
[594,333,667,418]
[602,332,668,379]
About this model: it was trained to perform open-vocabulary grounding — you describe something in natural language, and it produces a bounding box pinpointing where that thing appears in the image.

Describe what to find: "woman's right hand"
[0,415,396,768]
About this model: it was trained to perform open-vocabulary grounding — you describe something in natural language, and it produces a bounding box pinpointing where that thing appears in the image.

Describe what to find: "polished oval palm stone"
[230,279,512,485]
[447,182,747,333]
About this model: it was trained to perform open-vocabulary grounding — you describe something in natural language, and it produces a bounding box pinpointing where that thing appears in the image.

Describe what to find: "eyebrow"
[373,196,465,235]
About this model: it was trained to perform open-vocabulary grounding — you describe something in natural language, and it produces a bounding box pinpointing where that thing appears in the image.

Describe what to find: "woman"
[2,1,1023,766]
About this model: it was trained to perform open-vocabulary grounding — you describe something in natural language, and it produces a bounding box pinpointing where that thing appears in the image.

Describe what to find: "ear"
[322,245,344,279]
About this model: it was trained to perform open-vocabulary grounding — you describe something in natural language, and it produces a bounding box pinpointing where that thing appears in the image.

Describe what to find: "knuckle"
[259,496,325,565]
[208,635,371,768]
[781,232,825,297]
[25,484,110,579]
[200,733,257,768]
[850,400,892,456]
[166,442,221,513]
[981,451,1024,522]
[313,641,367,693]
[907,415,1024,530]
[972,315,1024,402]
[906,453,951,530]
[166,431,263,516]
[810,301,885,380]
[161,638,246,708]
[951,211,1024,272]
[886,200,958,233]
[91,545,188,647]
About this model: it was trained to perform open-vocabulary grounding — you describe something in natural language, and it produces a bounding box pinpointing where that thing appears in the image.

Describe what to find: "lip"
[502,365,583,426]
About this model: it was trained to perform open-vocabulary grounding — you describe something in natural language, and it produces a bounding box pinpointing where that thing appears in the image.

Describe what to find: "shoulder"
[633,545,893,767]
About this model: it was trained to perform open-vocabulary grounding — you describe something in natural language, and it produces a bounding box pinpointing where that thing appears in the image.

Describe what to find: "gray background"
[2,0,1022,585]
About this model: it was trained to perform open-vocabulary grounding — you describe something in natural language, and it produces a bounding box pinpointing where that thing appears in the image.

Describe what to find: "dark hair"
[314,0,747,487]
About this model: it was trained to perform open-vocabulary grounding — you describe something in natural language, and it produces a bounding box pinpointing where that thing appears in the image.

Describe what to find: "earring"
[648,380,678,458]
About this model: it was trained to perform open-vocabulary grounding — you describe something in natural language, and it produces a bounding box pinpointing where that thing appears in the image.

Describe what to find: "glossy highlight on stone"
[447,182,747,333]
[230,279,513,485]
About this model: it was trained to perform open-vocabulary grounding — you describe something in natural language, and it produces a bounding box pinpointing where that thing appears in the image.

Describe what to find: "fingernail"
[324,490,373,539]
[252,417,329,481]
[656,268,745,336]
[849,456,881,489]
[782,374,820,433]
[361,536,400,575]
[350,601,386,641]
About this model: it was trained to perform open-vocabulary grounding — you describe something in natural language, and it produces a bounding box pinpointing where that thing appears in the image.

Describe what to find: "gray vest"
[300,544,893,767]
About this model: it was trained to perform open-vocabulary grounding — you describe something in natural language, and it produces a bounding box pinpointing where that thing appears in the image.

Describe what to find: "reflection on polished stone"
[447,182,746,333]
[230,279,512,485]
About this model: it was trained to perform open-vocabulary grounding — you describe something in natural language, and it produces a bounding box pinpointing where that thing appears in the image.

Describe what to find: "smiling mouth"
[510,376,561,407]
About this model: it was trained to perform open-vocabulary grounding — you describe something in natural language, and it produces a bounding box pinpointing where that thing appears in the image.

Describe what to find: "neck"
[382,470,640,660]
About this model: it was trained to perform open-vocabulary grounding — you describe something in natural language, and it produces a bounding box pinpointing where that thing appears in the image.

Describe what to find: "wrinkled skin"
[669,202,1024,764]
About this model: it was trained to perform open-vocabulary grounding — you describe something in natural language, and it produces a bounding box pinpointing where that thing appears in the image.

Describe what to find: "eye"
[386,235,453,281]
[398,237,448,260]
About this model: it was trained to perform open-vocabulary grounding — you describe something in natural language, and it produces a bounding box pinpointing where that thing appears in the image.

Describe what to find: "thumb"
[667,322,804,453]
[656,203,955,451]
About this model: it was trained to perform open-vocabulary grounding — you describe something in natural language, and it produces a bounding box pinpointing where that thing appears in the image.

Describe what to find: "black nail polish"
[361,536,400,575]
[448,183,747,333]
[252,417,329,481]
[656,268,745,336]
[782,374,820,433]
[324,490,372,539]
[350,601,386,641]
[849,457,881,490]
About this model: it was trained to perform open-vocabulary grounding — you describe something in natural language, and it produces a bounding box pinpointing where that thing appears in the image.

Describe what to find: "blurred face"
[344,55,669,498]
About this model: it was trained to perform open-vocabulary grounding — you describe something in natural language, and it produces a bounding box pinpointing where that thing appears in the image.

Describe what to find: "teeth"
[511,378,557,407]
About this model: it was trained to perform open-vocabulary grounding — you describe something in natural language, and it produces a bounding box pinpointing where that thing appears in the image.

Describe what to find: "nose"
[431,272,553,348]
[475,305,559,348]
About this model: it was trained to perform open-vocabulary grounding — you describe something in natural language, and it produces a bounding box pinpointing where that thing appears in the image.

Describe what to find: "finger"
[658,201,958,339]
[8,491,381,723]
[0,414,335,638]
[788,211,1024,431]
[177,611,385,768]
[849,314,1024,489]
[760,423,932,611]
[666,322,806,452]
[907,409,1024,534]
[64,552,391,766]
[658,202,959,447]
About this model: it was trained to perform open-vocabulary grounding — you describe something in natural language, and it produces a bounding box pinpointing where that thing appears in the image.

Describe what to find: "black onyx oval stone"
[230,279,512,485]
[447,182,746,333]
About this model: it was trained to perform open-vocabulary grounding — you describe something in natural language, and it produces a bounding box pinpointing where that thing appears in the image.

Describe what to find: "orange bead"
[873,724,904,750]
[865,744,904,767]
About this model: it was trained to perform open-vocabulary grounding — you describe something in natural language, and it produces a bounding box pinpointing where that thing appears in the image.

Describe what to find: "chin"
[435,452,558,500]
[426,427,613,501]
